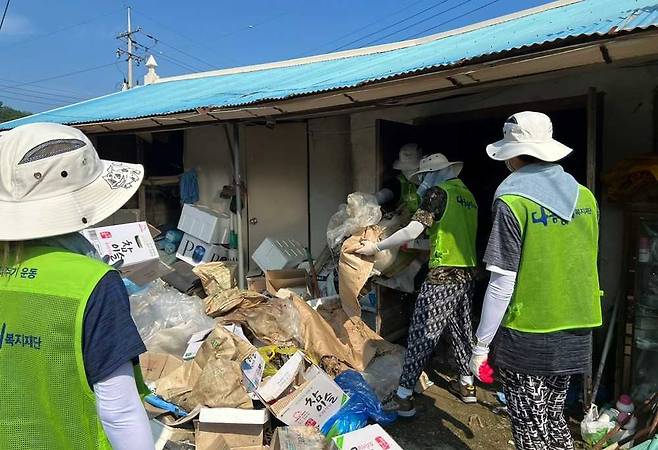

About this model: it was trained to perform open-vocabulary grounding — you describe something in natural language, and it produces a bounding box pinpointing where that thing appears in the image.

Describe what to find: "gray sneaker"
[448,379,477,404]
[382,392,416,417]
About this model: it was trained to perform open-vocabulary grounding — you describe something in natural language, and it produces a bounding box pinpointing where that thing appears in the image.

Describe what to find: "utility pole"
[116,6,143,89]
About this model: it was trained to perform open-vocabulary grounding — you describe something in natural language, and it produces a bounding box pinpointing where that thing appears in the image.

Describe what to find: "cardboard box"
[257,351,348,430]
[176,233,228,266]
[150,419,195,450]
[270,426,325,450]
[247,276,267,293]
[178,203,231,244]
[195,407,269,450]
[82,221,171,285]
[252,238,306,272]
[330,424,403,450]
[265,270,310,299]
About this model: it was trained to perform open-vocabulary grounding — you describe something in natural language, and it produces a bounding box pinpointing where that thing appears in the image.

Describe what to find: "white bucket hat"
[486,111,573,162]
[0,122,144,241]
[410,153,463,184]
[393,143,422,171]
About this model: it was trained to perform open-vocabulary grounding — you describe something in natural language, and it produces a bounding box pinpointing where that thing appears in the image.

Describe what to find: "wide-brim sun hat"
[410,153,463,184]
[393,143,422,171]
[0,122,144,241]
[486,111,573,162]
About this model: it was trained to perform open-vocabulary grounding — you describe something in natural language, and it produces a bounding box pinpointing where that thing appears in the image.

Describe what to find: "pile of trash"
[86,198,422,449]
[133,260,405,450]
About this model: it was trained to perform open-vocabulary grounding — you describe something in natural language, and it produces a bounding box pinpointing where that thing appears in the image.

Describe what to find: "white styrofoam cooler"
[177,204,230,244]
[252,238,306,272]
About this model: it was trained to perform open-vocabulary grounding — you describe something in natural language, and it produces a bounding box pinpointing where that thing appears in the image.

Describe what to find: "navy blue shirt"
[83,271,146,386]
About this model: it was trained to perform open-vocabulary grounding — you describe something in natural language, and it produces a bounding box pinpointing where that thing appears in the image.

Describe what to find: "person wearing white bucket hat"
[0,123,154,449]
[470,112,602,450]
[374,143,422,213]
[356,152,479,415]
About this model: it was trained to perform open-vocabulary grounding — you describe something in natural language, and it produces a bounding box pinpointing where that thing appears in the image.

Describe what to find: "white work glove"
[469,343,494,384]
[355,240,381,256]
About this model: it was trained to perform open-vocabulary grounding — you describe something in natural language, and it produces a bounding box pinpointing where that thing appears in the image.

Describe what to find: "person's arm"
[95,362,155,450]
[356,186,446,256]
[470,200,522,380]
[83,271,152,448]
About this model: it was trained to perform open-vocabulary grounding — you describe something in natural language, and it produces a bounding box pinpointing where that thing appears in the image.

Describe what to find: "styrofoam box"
[177,204,231,244]
[252,238,306,272]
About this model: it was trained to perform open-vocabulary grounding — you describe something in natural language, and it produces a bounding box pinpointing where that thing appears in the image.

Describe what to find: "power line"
[306,0,431,55]
[406,0,502,39]
[0,85,83,103]
[1,93,66,108]
[132,7,240,66]
[330,0,455,52]
[0,8,122,50]
[358,0,474,47]
[142,32,216,70]
[6,62,116,90]
[155,51,205,73]
[0,0,10,33]
[0,82,85,101]
[131,37,207,73]
[0,77,93,97]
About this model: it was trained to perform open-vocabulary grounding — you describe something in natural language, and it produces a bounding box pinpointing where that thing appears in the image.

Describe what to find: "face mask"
[505,160,515,172]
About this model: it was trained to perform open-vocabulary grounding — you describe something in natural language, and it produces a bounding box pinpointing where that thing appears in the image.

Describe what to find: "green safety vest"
[398,174,421,214]
[500,185,603,333]
[0,246,113,450]
[428,179,478,268]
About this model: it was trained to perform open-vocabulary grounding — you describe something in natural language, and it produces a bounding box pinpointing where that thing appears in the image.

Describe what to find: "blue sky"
[1,0,552,113]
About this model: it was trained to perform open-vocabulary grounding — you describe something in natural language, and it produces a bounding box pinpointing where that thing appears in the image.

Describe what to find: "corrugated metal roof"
[3,0,658,129]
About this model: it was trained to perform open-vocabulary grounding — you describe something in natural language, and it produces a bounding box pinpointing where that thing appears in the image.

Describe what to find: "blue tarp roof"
[3,0,658,129]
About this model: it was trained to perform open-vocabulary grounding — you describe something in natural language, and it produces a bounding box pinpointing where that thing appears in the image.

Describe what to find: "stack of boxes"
[176,204,232,266]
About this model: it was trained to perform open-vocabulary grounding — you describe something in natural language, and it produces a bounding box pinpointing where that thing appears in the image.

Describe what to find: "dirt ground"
[385,369,514,450]
[384,367,587,450]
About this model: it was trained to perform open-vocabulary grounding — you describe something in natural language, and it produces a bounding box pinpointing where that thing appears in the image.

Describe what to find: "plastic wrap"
[321,370,397,439]
[327,192,382,249]
[129,280,216,355]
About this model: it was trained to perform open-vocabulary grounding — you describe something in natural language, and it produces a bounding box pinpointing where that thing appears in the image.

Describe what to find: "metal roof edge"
[154,0,582,84]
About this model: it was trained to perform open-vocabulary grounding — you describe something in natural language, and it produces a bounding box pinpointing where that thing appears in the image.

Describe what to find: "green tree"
[0,102,31,123]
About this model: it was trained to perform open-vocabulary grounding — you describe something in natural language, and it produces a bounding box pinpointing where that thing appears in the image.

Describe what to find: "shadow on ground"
[385,369,514,450]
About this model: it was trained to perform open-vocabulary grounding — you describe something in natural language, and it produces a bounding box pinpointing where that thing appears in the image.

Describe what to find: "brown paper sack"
[339,227,381,318]
[292,297,400,372]
[205,288,266,318]
[220,298,301,347]
[156,325,254,411]
[193,262,238,296]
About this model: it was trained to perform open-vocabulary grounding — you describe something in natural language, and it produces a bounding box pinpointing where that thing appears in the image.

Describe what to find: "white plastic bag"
[581,404,614,446]
[327,192,382,248]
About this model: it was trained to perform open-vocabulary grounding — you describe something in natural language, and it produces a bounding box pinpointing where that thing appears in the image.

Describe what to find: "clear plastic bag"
[327,192,382,249]
[321,370,397,438]
[129,280,216,354]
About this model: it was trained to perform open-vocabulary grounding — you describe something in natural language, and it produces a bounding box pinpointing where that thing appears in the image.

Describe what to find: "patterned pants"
[500,368,574,450]
[399,280,474,390]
